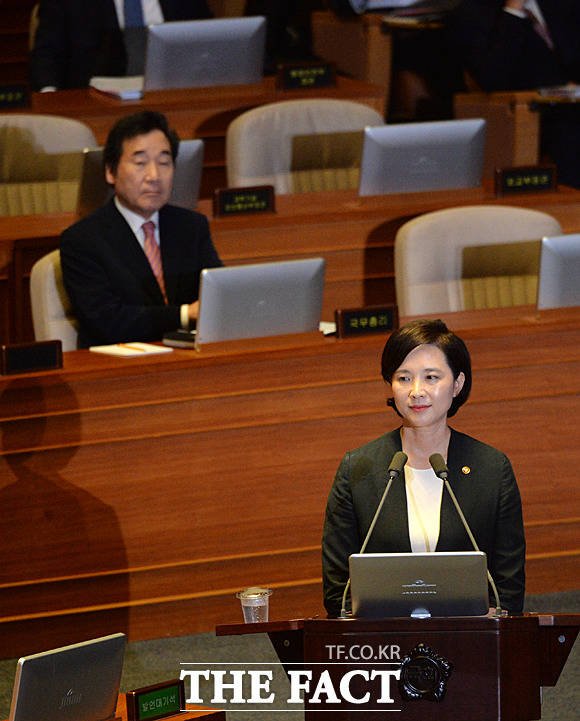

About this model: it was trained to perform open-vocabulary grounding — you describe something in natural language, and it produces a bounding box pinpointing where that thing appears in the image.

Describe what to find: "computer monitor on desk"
[144,16,266,91]
[536,233,580,309]
[195,258,325,347]
[358,118,486,196]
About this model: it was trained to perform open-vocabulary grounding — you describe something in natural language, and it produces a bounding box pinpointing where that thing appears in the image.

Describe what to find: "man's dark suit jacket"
[448,0,580,91]
[322,427,526,616]
[30,0,213,90]
[60,199,222,348]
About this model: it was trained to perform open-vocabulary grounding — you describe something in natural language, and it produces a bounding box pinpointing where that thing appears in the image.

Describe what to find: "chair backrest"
[30,250,79,352]
[394,205,563,316]
[226,98,384,193]
[0,114,97,215]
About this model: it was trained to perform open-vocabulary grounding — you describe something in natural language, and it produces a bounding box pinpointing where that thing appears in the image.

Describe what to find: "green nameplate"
[277,62,336,90]
[0,85,29,109]
[126,679,185,721]
[335,305,399,338]
[213,185,275,217]
[495,165,556,195]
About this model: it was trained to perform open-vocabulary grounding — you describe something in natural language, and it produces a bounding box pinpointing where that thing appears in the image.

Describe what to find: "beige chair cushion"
[226,99,384,194]
[30,249,79,352]
[394,205,563,316]
[0,180,79,215]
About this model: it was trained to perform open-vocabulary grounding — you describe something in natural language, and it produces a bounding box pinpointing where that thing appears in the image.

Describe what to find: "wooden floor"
[0,306,578,658]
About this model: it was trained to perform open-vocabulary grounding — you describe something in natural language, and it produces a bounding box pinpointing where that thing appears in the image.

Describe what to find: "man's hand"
[187,300,199,322]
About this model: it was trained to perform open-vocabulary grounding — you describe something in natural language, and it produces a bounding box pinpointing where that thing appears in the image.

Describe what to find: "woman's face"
[390,343,465,429]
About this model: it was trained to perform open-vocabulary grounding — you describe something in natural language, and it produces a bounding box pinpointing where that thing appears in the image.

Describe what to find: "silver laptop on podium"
[9,633,126,721]
[349,551,489,618]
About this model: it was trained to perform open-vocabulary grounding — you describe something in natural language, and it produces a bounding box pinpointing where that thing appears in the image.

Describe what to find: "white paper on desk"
[90,76,145,100]
[538,84,580,99]
[89,343,174,357]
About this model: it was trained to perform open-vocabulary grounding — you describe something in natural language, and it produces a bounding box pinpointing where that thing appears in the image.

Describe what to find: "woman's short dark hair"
[104,110,180,175]
[381,319,472,417]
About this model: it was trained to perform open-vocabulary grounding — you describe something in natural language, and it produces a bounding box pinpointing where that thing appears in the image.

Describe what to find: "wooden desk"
[0,307,579,658]
[454,90,542,179]
[3,184,580,344]
[17,76,387,198]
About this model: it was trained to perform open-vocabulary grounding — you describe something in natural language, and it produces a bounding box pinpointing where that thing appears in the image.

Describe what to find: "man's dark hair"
[381,319,472,417]
[104,110,180,174]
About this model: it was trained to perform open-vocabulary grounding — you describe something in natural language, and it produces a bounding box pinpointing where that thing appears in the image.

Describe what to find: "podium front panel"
[300,617,541,721]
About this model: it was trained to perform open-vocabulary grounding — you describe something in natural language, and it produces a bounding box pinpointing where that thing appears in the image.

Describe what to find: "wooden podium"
[217,614,579,720]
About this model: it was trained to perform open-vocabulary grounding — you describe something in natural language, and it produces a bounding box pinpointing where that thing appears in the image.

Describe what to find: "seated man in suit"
[30,0,213,91]
[447,0,580,187]
[60,110,222,348]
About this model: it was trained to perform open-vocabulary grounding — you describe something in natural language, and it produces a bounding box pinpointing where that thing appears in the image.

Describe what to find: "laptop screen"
[536,233,580,310]
[358,118,486,196]
[9,634,126,721]
[144,17,266,91]
[195,258,325,347]
[349,552,489,618]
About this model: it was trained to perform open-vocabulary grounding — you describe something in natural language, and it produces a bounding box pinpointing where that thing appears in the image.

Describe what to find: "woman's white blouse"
[404,466,444,553]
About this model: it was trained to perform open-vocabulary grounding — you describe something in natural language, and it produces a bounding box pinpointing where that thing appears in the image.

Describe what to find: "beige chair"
[394,205,562,317]
[226,99,384,194]
[0,114,97,215]
[30,250,79,352]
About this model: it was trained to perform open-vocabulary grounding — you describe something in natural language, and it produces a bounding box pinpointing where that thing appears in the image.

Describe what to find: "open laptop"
[536,232,580,309]
[143,17,266,91]
[349,552,489,618]
[358,118,486,196]
[9,633,126,721]
[76,140,204,216]
[194,258,326,347]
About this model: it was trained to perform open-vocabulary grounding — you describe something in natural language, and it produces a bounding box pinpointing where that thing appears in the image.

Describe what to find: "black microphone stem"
[339,451,407,619]
[442,478,502,615]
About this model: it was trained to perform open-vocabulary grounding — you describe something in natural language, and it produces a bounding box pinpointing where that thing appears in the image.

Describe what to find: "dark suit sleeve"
[165,0,213,20]
[30,0,69,90]
[486,453,526,613]
[322,453,362,617]
[448,1,564,91]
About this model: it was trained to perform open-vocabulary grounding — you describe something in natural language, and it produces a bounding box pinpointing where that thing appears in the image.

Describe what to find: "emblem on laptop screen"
[399,643,453,702]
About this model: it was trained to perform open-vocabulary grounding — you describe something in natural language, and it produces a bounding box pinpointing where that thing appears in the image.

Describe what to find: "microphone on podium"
[429,453,502,615]
[339,451,408,618]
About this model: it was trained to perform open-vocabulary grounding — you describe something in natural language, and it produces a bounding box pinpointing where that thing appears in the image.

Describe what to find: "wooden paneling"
[0,307,579,657]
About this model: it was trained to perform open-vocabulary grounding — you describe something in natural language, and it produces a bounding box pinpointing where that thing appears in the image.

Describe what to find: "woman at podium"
[322,319,526,617]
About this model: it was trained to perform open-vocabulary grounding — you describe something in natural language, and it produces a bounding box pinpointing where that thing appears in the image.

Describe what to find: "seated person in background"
[60,110,222,348]
[447,0,580,187]
[322,319,525,617]
[30,0,213,91]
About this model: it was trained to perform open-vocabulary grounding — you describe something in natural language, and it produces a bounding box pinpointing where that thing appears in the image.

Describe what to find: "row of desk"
[0,305,579,658]
[2,182,580,345]
[18,75,388,199]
